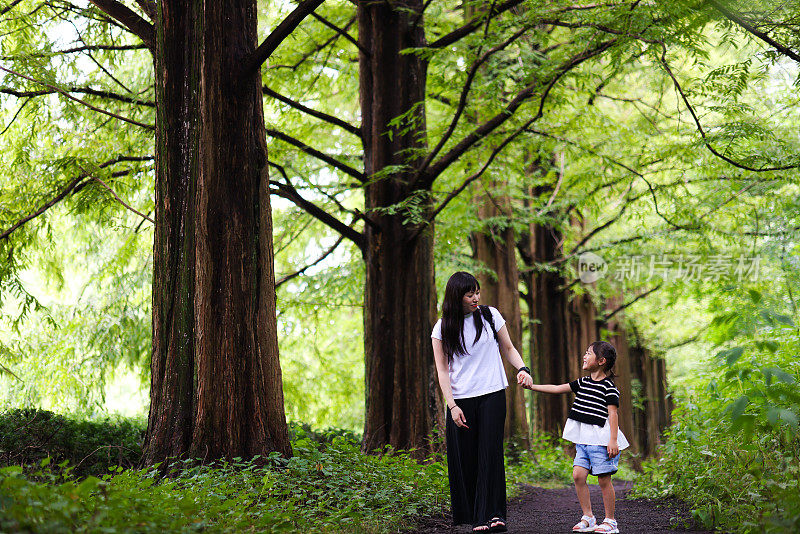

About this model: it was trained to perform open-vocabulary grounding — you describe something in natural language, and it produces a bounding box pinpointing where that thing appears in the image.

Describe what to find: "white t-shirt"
[431,306,509,399]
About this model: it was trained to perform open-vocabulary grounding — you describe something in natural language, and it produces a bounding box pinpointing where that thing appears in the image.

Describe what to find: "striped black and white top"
[567,376,620,426]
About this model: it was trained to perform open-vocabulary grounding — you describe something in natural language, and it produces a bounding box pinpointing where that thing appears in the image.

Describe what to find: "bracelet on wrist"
[517,366,531,375]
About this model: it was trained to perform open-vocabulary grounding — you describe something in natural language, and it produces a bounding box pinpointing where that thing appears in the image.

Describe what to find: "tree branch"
[0,66,155,129]
[1,0,24,16]
[310,11,367,55]
[428,115,539,223]
[275,235,345,288]
[429,0,526,49]
[263,85,360,137]
[2,44,148,59]
[419,24,532,176]
[419,38,617,187]
[269,175,365,252]
[0,97,31,136]
[87,0,154,49]
[601,284,662,322]
[241,0,326,76]
[133,0,155,20]
[706,0,800,64]
[0,156,150,241]
[267,17,356,71]
[657,45,799,172]
[79,166,154,223]
[1,86,154,106]
[266,128,365,182]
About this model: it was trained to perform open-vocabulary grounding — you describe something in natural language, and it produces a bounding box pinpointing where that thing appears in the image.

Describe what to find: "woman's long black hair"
[441,272,487,362]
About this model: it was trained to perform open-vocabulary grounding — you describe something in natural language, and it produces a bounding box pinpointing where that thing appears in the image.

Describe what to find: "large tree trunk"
[144,0,291,465]
[358,0,443,456]
[472,185,530,447]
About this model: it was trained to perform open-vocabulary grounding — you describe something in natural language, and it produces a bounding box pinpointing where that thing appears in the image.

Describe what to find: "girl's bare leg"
[572,466,593,517]
[597,474,615,519]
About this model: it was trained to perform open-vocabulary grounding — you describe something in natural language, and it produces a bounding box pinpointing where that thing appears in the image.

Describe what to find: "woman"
[431,271,533,532]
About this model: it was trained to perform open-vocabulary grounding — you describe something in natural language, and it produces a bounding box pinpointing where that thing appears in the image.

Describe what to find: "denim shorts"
[573,443,620,475]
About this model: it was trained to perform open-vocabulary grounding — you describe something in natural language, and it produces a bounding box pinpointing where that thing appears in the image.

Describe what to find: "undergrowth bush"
[0,410,586,532]
[631,292,800,533]
[0,408,144,477]
[0,423,449,533]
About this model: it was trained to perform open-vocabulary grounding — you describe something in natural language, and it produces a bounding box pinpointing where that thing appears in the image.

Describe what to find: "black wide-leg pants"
[445,388,507,527]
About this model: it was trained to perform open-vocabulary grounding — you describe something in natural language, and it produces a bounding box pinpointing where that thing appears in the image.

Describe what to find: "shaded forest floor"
[408,481,715,533]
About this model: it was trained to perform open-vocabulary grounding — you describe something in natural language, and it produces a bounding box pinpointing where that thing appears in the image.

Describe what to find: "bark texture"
[358,0,443,456]
[471,185,530,446]
[144,0,201,464]
[144,0,291,465]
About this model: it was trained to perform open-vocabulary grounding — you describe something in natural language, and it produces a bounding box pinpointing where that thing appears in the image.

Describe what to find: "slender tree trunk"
[144,0,291,465]
[358,0,443,456]
[601,305,636,455]
[472,185,530,447]
[623,323,672,461]
[519,199,577,434]
[519,177,599,436]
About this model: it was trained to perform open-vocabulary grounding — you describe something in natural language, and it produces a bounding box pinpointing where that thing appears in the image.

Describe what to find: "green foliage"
[0,416,450,533]
[631,293,800,533]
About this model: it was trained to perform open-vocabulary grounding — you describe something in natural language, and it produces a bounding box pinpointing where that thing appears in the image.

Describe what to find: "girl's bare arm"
[607,405,620,457]
[528,383,572,394]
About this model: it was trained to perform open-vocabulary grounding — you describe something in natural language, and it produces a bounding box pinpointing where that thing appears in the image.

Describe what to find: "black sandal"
[472,522,491,532]
[489,517,507,532]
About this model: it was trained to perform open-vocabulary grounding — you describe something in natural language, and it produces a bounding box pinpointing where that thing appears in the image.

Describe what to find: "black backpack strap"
[479,305,498,342]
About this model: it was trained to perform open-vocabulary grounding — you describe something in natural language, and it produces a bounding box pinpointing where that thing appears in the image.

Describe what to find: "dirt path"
[408,482,714,533]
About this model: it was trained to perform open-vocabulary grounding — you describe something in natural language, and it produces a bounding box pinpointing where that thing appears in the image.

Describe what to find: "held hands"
[517,370,533,389]
[450,405,469,429]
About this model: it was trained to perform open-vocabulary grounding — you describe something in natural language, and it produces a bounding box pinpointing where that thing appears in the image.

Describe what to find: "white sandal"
[594,517,619,533]
[572,515,596,532]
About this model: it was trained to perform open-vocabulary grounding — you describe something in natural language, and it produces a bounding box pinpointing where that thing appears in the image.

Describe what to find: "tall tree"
[471,184,530,446]
[144,0,301,464]
[144,0,325,463]
[356,0,442,454]
[0,0,324,463]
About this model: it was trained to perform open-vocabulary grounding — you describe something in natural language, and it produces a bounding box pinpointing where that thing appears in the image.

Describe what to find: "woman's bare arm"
[432,337,456,409]
[496,324,534,388]
[432,338,469,428]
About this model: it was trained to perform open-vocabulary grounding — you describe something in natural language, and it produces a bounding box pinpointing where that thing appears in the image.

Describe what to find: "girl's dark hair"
[441,272,486,362]
[591,341,618,380]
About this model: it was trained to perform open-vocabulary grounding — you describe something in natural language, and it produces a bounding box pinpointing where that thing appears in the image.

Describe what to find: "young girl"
[431,272,533,533]
[526,341,629,534]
